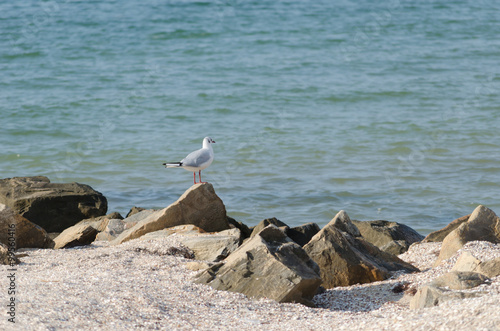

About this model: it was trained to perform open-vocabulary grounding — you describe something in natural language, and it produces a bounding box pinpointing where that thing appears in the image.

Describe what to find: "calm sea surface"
[1,0,500,235]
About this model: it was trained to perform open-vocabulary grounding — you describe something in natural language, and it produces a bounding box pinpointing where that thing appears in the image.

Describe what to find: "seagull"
[163,137,216,184]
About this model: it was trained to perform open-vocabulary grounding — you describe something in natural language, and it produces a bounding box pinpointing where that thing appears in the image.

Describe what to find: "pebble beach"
[2,237,499,331]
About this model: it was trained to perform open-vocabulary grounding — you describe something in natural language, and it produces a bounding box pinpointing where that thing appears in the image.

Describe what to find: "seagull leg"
[193,172,197,184]
[199,170,208,184]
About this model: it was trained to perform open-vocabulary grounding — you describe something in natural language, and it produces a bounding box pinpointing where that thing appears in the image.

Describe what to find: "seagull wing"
[181,148,212,168]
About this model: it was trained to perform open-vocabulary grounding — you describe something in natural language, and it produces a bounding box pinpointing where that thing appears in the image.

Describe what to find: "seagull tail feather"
[163,162,182,168]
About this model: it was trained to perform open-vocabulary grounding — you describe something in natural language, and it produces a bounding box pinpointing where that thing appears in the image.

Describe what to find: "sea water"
[1,0,499,235]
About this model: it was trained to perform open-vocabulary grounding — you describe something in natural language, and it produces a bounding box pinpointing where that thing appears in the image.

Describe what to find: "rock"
[0,176,107,232]
[351,219,424,254]
[94,219,126,241]
[380,240,408,255]
[54,212,123,248]
[435,205,500,265]
[423,214,470,242]
[95,209,156,241]
[193,225,322,307]
[249,217,289,238]
[176,228,241,261]
[0,243,19,265]
[286,223,321,247]
[430,271,490,290]
[78,213,116,232]
[227,217,252,241]
[138,225,239,261]
[304,210,419,289]
[53,223,99,249]
[0,204,54,249]
[112,183,229,245]
[333,211,361,237]
[450,251,500,278]
[475,257,500,278]
[410,285,480,309]
[451,251,481,272]
[250,218,321,247]
[122,209,157,228]
[126,207,146,218]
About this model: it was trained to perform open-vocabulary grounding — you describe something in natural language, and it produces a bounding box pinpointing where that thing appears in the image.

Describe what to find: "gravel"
[1,238,499,330]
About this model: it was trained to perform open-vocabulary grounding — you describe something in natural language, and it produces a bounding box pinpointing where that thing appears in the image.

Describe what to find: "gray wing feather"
[181,149,211,167]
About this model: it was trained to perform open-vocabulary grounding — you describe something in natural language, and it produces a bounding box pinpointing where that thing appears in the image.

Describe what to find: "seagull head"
[203,137,215,148]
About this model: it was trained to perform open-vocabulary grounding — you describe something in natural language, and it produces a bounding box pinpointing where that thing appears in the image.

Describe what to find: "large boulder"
[351,219,424,254]
[0,204,53,249]
[423,214,470,242]
[193,225,322,307]
[111,183,230,245]
[434,205,500,265]
[0,176,107,232]
[304,210,419,289]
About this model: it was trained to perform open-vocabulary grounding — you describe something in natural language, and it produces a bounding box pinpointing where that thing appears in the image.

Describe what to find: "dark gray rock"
[0,204,54,249]
[0,176,107,232]
[286,222,321,247]
[249,217,289,238]
[194,225,322,307]
[227,216,252,241]
[351,219,424,254]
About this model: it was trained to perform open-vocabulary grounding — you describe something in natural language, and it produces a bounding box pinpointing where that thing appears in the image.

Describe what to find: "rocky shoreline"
[1,176,500,330]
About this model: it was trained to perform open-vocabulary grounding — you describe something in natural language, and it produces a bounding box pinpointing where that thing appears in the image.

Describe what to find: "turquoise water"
[1,0,500,235]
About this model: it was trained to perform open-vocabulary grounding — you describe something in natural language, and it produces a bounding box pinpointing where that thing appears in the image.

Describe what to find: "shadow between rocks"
[313,282,405,312]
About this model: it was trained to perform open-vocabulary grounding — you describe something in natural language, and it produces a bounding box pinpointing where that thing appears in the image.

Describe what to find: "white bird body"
[163,137,215,184]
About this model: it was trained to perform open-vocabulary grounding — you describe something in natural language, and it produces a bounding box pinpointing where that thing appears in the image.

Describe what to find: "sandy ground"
[1,237,499,331]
